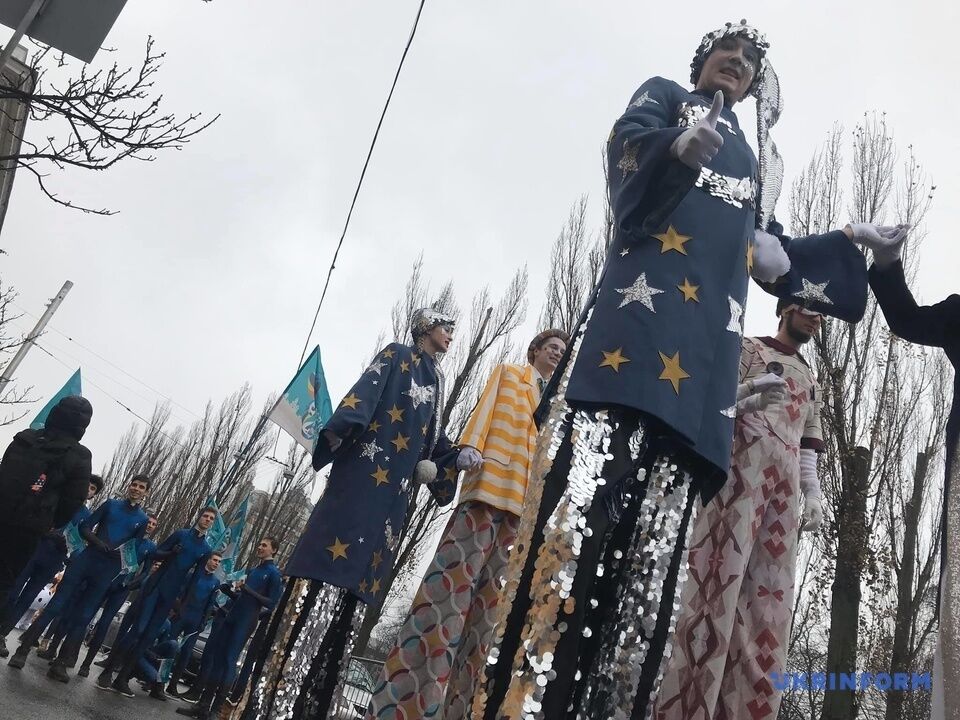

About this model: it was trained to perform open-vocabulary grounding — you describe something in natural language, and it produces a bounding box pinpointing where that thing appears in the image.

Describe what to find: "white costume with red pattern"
[653,336,822,720]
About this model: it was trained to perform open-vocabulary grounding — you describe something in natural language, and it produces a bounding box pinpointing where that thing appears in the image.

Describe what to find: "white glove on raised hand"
[736,384,786,414]
[802,496,823,532]
[751,373,787,394]
[847,223,910,269]
[670,90,724,171]
[457,447,483,471]
[752,230,791,283]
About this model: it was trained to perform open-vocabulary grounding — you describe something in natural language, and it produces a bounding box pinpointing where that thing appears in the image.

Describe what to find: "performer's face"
[197,509,217,531]
[534,337,567,374]
[206,554,222,572]
[126,478,149,504]
[423,324,454,354]
[785,309,822,343]
[256,538,276,560]
[146,516,158,535]
[87,482,98,500]
[697,36,760,104]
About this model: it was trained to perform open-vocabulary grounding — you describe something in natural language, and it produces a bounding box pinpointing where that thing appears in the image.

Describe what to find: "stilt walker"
[243,309,474,720]
[473,20,873,720]
[367,329,569,720]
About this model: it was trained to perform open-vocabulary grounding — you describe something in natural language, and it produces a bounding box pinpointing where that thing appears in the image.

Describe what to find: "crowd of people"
[0,16,958,720]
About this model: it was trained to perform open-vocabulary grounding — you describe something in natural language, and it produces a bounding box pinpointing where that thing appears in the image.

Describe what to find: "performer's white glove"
[457,447,483,471]
[799,448,823,532]
[670,90,724,171]
[736,372,786,401]
[737,384,786,414]
[846,223,910,269]
[751,230,791,283]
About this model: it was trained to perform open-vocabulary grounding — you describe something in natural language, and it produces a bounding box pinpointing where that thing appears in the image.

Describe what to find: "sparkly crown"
[411,308,456,341]
[690,19,770,97]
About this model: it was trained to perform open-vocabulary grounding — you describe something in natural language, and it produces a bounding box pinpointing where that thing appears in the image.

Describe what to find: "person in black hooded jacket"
[0,395,93,611]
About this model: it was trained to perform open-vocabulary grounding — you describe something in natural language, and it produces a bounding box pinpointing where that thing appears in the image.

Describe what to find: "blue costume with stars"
[480,25,869,720]
[243,340,462,720]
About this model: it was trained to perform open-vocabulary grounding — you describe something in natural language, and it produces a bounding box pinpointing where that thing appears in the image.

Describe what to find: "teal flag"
[267,347,333,453]
[62,522,85,556]
[118,539,140,575]
[31,369,81,430]
[220,495,250,563]
[204,496,228,551]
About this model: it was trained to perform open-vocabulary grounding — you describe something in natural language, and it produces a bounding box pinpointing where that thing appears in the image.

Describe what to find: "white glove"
[801,496,823,532]
[670,90,724,171]
[751,230,791,283]
[847,223,910,268]
[457,447,483,471]
[737,385,786,414]
[750,373,786,394]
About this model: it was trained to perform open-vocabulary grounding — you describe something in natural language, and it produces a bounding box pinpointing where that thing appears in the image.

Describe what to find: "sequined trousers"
[471,399,701,720]
[932,435,960,720]
[240,578,365,720]
[366,501,520,720]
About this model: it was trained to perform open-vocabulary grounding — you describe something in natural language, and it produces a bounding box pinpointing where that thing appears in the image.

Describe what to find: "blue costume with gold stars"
[479,23,869,720]
[243,339,461,720]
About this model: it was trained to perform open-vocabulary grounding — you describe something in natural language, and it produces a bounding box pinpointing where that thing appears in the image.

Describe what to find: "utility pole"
[0,280,72,393]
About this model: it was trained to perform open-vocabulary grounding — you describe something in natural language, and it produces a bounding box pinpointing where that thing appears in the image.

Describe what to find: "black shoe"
[149,682,168,702]
[111,677,135,698]
[182,686,204,704]
[95,669,115,691]
[77,662,91,678]
[94,658,108,668]
[175,707,206,719]
[7,647,28,669]
[0,637,8,658]
[36,646,56,661]
[46,663,70,683]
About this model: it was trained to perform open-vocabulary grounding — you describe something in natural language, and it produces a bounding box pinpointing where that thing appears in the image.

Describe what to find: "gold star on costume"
[677,278,700,303]
[599,348,631,373]
[795,278,834,306]
[422,424,429,436]
[326,537,349,561]
[371,466,390,486]
[616,272,664,312]
[371,578,382,596]
[371,551,383,570]
[358,579,368,593]
[445,466,458,481]
[341,393,361,409]
[368,420,381,433]
[658,351,691,395]
[654,226,692,255]
[412,354,421,366]
[387,405,405,423]
[391,434,410,452]
[618,140,640,178]
[382,349,396,359]
[746,243,755,273]
[399,360,410,373]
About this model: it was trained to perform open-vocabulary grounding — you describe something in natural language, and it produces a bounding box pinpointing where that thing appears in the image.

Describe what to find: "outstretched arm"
[869,260,960,349]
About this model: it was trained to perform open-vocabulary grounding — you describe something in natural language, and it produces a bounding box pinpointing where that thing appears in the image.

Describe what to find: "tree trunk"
[821,446,871,720]
[885,451,928,720]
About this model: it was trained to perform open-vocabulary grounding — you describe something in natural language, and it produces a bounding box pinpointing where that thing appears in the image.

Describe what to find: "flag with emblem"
[268,346,333,453]
[30,369,82,430]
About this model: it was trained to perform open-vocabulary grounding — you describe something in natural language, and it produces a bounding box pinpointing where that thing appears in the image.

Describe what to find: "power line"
[295,0,429,369]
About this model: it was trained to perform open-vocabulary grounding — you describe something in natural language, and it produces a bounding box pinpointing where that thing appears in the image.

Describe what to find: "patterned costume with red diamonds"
[653,335,822,720]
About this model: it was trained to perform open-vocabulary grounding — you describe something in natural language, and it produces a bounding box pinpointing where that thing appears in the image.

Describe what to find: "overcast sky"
[0,0,956,492]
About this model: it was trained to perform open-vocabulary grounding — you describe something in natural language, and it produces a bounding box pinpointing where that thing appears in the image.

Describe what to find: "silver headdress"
[410,307,456,343]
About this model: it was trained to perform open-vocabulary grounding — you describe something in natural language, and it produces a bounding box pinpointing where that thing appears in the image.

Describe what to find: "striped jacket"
[458,363,541,517]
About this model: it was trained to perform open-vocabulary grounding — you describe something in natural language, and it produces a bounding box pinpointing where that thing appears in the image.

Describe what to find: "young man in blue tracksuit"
[161,551,223,700]
[8,474,151,681]
[177,537,282,720]
[98,506,217,697]
[0,474,103,655]
[73,512,159,676]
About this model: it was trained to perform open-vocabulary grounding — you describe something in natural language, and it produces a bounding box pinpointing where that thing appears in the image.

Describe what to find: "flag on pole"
[30,369,82,430]
[220,495,250,563]
[267,346,333,453]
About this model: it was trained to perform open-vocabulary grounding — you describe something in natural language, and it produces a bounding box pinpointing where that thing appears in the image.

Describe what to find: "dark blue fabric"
[565,77,868,489]
[144,528,212,601]
[286,343,461,604]
[83,582,129,657]
[229,560,281,622]
[27,548,118,641]
[177,568,220,627]
[81,499,148,550]
[1,537,65,632]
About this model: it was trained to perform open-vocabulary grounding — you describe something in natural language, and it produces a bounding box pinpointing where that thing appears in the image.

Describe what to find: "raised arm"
[869,260,960,349]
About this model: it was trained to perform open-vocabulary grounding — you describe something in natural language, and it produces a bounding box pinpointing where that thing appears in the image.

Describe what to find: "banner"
[118,539,140,575]
[31,369,82,430]
[204,496,228,551]
[62,522,85,556]
[267,346,333,453]
[220,495,250,564]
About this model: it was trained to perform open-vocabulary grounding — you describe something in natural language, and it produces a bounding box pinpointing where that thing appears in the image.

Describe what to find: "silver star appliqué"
[720,405,737,418]
[628,90,659,110]
[618,140,640,178]
[795,278,833,306]
[620,248,630,257]
[366,360,387,375]
[727,296,744,336]
[616,273,664,312]
[359,440,383,462]
[404,378,435,408]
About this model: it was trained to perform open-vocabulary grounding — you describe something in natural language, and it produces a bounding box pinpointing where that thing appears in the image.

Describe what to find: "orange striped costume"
[366,364,541,720]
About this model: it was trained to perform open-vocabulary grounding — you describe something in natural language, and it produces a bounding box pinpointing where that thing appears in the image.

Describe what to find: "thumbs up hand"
[670,90,725,170]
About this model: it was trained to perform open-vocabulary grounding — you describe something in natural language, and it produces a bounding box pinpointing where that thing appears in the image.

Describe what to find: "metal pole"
[214,412,270,503]
[0,0,46,73]
[0,279,72,393]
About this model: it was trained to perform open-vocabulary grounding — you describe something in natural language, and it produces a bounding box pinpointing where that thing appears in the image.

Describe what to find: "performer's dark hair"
[262,536,280,552]
[89,474,104,494]
[528,329,571,365]
[128,473,152,490]
[199,506,219,518]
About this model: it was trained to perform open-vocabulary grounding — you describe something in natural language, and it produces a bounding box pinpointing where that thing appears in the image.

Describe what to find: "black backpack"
[0,429,73,530]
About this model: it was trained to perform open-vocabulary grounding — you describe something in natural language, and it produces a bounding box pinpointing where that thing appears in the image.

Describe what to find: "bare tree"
[0,37,215,215]
[0,278,31,424]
